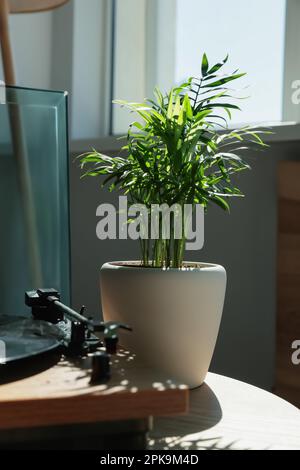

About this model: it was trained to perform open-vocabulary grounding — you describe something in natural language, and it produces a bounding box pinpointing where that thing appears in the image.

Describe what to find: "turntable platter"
[0,317,63,363]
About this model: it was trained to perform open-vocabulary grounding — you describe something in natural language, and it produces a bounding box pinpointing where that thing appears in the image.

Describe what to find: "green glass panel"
[0,86,70,315]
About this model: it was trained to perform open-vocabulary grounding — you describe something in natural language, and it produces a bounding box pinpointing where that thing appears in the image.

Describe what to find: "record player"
[0,289,188,450]
[1,287,132,372]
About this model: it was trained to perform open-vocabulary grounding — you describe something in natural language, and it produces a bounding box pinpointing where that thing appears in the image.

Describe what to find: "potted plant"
[79,54,268,387]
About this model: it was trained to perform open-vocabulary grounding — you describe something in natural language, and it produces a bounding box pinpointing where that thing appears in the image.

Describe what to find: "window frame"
[68,0,300,145]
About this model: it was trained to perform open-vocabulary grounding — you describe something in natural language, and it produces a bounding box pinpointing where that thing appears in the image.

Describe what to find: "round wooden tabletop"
[150,372,300,450]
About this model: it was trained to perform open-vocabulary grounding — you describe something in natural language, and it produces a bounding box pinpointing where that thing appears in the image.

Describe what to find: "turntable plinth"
[0,349,188,449]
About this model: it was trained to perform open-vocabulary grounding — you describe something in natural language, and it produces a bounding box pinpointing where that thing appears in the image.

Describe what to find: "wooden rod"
[0,0,15,84]
[0,0,43,288]
[9,0,70,15]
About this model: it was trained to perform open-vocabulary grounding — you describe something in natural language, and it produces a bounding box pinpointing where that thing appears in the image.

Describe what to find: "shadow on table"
[150,381,225,450]
[148,435,242,451]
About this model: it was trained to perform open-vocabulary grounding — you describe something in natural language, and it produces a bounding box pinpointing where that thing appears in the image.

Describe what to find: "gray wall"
[70,139,300,391]
[0,11,53,89]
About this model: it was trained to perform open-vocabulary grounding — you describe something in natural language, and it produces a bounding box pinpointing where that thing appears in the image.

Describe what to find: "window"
[175,0,286,125]
[112,0,287,134]
[3,0,296,140]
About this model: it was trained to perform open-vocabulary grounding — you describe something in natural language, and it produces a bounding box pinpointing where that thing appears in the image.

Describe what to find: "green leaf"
[173,95,181,117]
[178,102,187,126]
[211,195,230,211]
[207,54,229,74]
[154,87,164,108]
[202,73,246,88]
[167,89,174,118]
[202,103,241,111]
[201,53,209,77]
[183,94,193,119]
[130,121,144,130]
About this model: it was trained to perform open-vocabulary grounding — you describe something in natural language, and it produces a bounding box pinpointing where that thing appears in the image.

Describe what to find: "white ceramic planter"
[100,261,226,388]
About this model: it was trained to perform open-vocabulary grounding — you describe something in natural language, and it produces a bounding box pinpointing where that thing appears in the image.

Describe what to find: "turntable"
[0,289,188,450]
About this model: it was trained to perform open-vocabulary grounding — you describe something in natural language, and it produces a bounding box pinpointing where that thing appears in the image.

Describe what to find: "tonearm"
[25,288,132,357]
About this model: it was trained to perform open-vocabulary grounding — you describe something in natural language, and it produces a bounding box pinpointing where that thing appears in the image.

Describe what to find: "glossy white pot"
[100,261,226,388]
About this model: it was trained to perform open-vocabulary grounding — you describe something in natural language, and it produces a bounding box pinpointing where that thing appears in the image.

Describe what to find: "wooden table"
[0,350,188,449]
[150,372,300,450]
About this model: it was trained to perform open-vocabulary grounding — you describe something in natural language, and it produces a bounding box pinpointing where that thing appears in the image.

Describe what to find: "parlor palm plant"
[80,54,268,268]
[80,55,270,386]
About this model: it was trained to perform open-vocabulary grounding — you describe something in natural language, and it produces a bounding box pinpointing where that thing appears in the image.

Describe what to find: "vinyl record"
[0,316,64,364]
